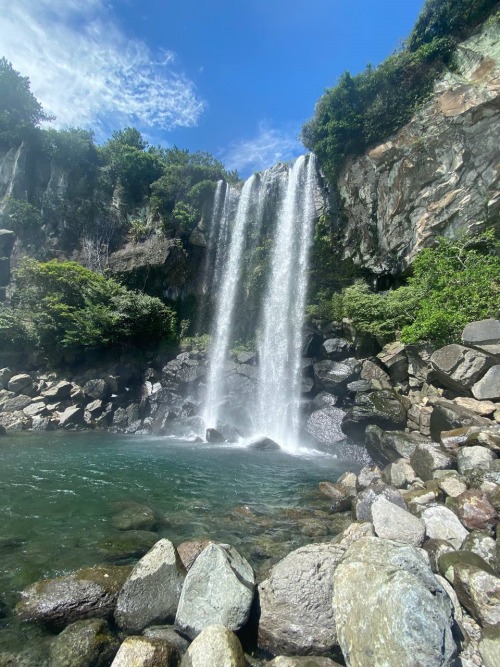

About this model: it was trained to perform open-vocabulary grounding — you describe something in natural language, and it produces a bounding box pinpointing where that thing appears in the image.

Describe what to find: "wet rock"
[143,625,190,655]
[421,506,468,549]
[49,618,119,667]
[430,344,492,394]
[111,636,179,667]
[320,338,353,361]
[175,544,254,640]
[313,358,360,391]
[333,537,457,667]
[98,530,159,562]
[410,442,453,482]
[235,350,255,364]
[306,406,346,446]
[453,562,500,627]
[57,406,85,428]
[16,565,131,627]
[473,366,500,401]
[342,389,407,438]
[353,481,406,522]
[115,539,186,633]
[248,437,280,451]
[455,490,498,532]
[258,542,344,656]
[371,496,426,546]
[177,540,214,571]
[7,374,33,395]
[0,424,6,436]
[365,425,428,464]
[111,502,158,532]
[180,625,244,667]
[42,381,73,401]
[463,531,497,568]
[463,319,500,357]
[206,428,225,444]
[377,341,408,383]
[318,482,351,513]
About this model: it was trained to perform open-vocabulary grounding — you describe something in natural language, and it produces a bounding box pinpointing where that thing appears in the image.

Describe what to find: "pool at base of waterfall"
[0,431,364,656]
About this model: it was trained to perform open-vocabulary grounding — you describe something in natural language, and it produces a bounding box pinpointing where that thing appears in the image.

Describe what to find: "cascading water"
[202,155,319,451]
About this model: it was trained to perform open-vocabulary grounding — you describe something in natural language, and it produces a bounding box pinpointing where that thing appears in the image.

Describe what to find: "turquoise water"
[0,432,362,658]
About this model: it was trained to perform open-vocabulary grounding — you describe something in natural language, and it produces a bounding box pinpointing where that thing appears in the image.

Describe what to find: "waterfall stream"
[202,155,320,451]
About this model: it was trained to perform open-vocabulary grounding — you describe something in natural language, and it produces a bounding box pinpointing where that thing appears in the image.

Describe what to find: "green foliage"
[302,0,499,184]
[4,258,176,353]
[329,234,500,346]
[0,58,51,146]
[179,333,211,351]
[0,198,42,234]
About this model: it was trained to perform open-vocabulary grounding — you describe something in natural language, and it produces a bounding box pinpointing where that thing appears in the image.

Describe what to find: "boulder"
[180,625,244,667]
[58,406,85,428]
[248,437,280,451]
[430,399,491,441]
[175,544,254,640]
[410,442,453,482]
[479,627,500,667]
[430,344,492,393]
[0,424,5,436]
[0,368,12,389]
[422,539,456,573]
[371,496,426,546]
[111,636,179,667]
[320,337,353,361]
[462,319,500,357]
[421,506,468,549]
[357,464,382,489]
[365,425,428,464]
[453,563,500,627]
[463,531,497,568]
[455,490,498,532]
[258,542,344,656]
[473,366,500,401]
[318,482,351,513]
[0,394,33,412]
[306,406,346,446]
[115,539,186,633]
[177,540,214,571]
[111,502,158,532]
[143,625,190,655]
[83,379,111,401]
[438,550,495,583]
[313,358,360,391]
[382,459,417,488]
[342,389,407,438]
[359,360,392,389]
[16,565,131,627]
[454,396,498,416]
[7,374,33,395]
[49,618,120,667]
[457,446,496,484]
[377,341,408,383]
[336,471,358,497]
[352,480,406,522]
[436,472,467,498]
[206,428,225,443]
[42,381,73,401]
[333,537,457,667]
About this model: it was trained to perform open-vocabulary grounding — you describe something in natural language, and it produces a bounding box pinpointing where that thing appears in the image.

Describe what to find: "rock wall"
[337,20,500,276]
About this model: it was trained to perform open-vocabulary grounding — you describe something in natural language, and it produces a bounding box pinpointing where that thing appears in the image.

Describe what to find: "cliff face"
[337,20,500,276]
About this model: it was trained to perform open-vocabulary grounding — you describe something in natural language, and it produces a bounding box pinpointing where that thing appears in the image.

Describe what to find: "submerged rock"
[248,437,280,451]
[98,530,159,562]
[49,618,120,667]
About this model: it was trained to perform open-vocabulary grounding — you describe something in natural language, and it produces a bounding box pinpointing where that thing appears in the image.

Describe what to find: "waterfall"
[203,175,257,428]
[201,155,319,451]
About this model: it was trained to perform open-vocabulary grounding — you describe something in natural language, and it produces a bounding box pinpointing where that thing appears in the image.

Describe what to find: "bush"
[6,258,177,354]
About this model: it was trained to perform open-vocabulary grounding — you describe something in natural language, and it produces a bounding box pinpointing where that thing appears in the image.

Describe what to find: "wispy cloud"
[0,0,205,139]
[221,121,304,176]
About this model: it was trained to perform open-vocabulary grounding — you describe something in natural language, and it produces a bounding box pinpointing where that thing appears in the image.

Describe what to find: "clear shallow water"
[0,433,361,622]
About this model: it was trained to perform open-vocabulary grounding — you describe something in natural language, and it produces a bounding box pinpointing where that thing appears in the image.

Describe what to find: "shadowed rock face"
[336,21,500,276]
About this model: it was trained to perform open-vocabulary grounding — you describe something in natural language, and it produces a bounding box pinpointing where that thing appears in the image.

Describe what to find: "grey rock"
[248,437,280,451]
[0,394,35,412]
[111,502,158,532]
[382,459,417,488]
[83,379,111,401]
[306,406,346,446]
[206,428,225,443]
[430,398,491,442]
[175,544,254,640]
[98,530,159,562]
[111,636,179,667]
[313,358,360,391]
[143,625,189,655]
[352,480,406,522]
[410,442,453,482]
[0,368,12,389]
[180,625,244,667]
[357,464,382,489]
[365,425,428,464]
[455,490,498,532]
[430,344,492,393]
[342,389,407,438]
[462,319,500,357]
[0,229,15,257]
[320,337,353,360]
[472,366,500,401]
[422,539,456,573]
[258,542,345,656]
[58,406,85,428]
[453,562,500,628]
[479,627,500,667]
[176,540,214,572]
[267,659,342,667]
[7,374,33,395]
[463,531,497,568]
[377,341,408,383]
[371,496,426,546]
[49,619,119,667]
[42,381,73,401]
[115,539,186,633]
[457,446,496,483]
[437,472,467,498]
[421,506,468,549]
[360,359,392,389]
[333,537,457,667]
[235,350,255,364]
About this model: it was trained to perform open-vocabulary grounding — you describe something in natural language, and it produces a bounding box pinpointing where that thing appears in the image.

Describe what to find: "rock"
[342,389,407,438]
[371,496,426,546]
[175,544,254,640]
[248,437,280,451]
[98,531,160,562]
[440,426,481,455]
[473,366,500,401]
[115,539,186,633]
[86,399,103,415]
[453,562,500,627]
[457,446,496,484]
[318,482,351,512]
[462,319,500,357]
[42,381,73,401]
[177,540,214,571]
[377,341,408,383]
[235,350,255,364]
[454,396,498,416]
[206,428,225,443]
[438,550,495,583]
[57,406,85,428]
[352,480,406,522]
[111,502,158,532]
[382,459,417,488]
[266,659,342,667]
[410,442,453,482]
[430,344,492,393]
[0,368,12,389]
[111,636,178,667]
[333,537,457,667]
[357,465,382,489]
[258,542,344,656]
[422,539,456,573]
[143,626,190,655]
[49,619,119,667]
[436,472,468,498]
[0,229,15,257]
[479,627,500,667]
[0,394,33,412]
[421,506,468,549]
[320,337,353,360]
[455,490,498,532]
[336,471,358,497]
[359,360,392,389]
[306,406,346,445]
[83,379,111,401]
[16,565,130,627]
[346,379,372,393]
[7,374,33,395]
[403,488,439,514]
[365,425,428,464]
[180,625,244,667]
[23,401,48,418]
[463,531,497,568]
[313,358,360,391]
[430,398,491,441]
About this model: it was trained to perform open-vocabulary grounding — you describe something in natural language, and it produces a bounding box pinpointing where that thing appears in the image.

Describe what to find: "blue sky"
[0,0,425,175]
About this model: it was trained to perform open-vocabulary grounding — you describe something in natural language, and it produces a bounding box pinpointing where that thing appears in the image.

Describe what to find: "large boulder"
[455,490,498,532]
[7,374,33,395]
[49,619,120,667]
[410,442,453,481]
[462,319,500,357]
[320,338,353,361]
[115,539,186,633]
[421,506,468,549]
[16,565,131,627]
[453,562,500,627]
[313,358,360,391]
[306,406,346,446]
[175,544,254,640]
[258,542,345,656]
[365,425,428,464]
[180,625,245,667]
[333,537,457,667]
[430,398,490,441]
[42,380,74,401]
[472,366,500,401]
[371,496,426,546]
[342,390,407,439]
[352,480,406,522]
[111,636,179,667]
[430,344,492,393]
[377,341,408,383]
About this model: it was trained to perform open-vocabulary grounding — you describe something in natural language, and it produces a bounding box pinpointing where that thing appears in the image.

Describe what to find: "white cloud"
[0,0,205,139]
[221,121,304,175]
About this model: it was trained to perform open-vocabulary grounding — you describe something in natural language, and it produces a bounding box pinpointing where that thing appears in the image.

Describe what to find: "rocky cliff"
[337,19,500,277]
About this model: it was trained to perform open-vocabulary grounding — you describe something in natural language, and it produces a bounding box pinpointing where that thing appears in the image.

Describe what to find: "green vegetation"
[302,0,500,184]
[0,259,176,355]
[321,234,500,346]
